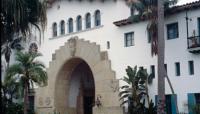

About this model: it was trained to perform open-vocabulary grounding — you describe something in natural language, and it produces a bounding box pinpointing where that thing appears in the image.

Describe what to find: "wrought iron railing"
[187,36,200,49]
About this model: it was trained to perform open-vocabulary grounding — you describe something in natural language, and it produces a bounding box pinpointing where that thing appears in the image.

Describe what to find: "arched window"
[53,23,57,37]
[60,20,65,35]
[68,18,73,33]
[85,13,91,29]
[76,15,82,31]
[29,43,38,54]
[94,10,101,26]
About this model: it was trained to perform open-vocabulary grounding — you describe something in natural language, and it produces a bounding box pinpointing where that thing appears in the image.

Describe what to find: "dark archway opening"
[68,60,95,114]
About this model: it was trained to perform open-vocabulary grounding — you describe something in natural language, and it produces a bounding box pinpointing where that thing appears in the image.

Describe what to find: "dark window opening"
[167,22,179,39]
[77,16,82,31]
[124,32,134,47]
[107,41,110,49]
[60,20,65,35]
[175,62,180,76]
[150,65,155,78]
[68,18,73,33]
[166,95,172,114]
[53,23,57,37]
[188,61,194,75]
[195,93,200,104]
[164,64,167,74]
[86,13,91,29]
[95,10,101,26]
[198,18,200,36]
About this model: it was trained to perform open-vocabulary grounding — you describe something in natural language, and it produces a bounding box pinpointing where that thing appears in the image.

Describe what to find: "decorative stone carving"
[110,79,119,92]
[39,97,43,106]
[29,43,38,53]
[45,97,51,106]
[68,36,78,57]
[96,94,102,107]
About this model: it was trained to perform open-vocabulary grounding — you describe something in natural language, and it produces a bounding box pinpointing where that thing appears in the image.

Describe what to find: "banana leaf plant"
[119,66,156,114]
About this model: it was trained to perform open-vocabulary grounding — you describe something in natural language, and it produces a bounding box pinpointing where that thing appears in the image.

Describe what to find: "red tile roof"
[114,0,200,27]
[166,0,200,14]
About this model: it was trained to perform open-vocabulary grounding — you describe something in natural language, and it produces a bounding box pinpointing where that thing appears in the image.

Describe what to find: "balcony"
[187,36,200,53]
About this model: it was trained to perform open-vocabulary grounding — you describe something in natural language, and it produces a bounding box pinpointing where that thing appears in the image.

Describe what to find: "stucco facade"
[33,0,200,114]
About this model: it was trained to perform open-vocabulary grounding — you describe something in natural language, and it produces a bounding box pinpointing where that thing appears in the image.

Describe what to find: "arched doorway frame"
[36,36,122,114]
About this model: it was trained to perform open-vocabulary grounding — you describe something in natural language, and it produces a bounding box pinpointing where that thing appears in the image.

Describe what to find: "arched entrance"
[35,37,122,114]
[68,59,95,114]
[54,57,96,114]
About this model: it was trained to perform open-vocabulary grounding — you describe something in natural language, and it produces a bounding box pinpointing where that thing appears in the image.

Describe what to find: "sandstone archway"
[35,37,122,114]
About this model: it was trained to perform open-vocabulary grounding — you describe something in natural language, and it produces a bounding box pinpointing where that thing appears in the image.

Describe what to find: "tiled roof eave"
[114,0,200,27]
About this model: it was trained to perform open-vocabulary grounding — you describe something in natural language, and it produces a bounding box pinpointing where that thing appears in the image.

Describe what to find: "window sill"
[124,45,134,47]
[49,25,104,40]
[167,37,179,40]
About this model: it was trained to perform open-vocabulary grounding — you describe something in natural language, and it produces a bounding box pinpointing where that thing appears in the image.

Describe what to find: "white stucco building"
[2,0,199,114]
[35,0,200,114]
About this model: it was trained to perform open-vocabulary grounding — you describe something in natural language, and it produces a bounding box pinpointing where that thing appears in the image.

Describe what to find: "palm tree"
[5,51,48,114]
[157,0,165,113]
[1,0,47,108]
[125,0,178,113]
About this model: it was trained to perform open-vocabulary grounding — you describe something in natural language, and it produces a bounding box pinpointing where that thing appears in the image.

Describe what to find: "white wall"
[38,1,200,113]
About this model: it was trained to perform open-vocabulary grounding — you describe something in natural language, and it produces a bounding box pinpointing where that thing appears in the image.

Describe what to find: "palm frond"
[120,85,130,89]
[119,94,131,101]
[126,66,137,82]
[1,0,47,46]
[119,90,131,97]
[123,77,131,84]
[30,52,42,60]
[120,100,129,107]
[29,67,47,87]
[31,60,46,68]
[5,64,23,80]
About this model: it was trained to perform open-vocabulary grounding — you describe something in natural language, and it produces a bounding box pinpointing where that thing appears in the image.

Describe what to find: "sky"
[177,0,199,5]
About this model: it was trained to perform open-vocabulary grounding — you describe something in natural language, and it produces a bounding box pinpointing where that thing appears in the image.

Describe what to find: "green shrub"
[193,104,200,114]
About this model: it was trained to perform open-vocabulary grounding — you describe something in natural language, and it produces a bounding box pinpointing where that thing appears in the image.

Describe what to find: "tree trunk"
[24,83,28,114]
[145,80,150,106]
[2,87,7,114]
[0,75,2,114]
[157,0,166,114]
